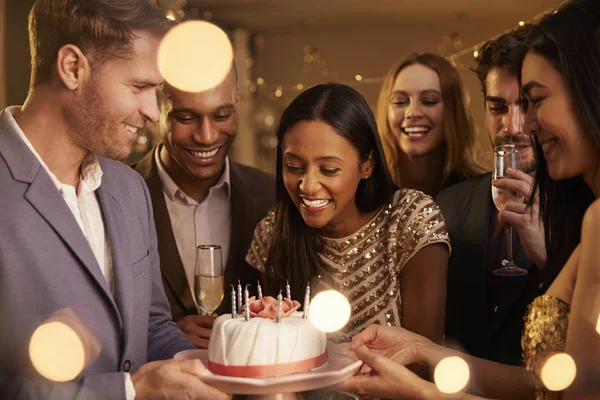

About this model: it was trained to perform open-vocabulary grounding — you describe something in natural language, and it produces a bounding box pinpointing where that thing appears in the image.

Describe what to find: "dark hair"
[474,24,534,98]
[519,0,599,287]
[264,83,397,299]
[28,0,172,86]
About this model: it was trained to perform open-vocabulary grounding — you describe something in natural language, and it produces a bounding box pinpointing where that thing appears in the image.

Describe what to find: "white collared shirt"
[155,146,231,308]
[5,106,136,399]
[6,107,115,294]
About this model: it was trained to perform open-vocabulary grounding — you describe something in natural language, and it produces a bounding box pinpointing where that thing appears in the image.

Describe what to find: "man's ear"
[55,44,90,90]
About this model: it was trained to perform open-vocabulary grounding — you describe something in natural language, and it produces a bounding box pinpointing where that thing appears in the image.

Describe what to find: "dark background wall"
[4,0,35,106]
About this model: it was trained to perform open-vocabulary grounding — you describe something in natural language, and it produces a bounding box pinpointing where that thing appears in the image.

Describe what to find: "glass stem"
[507,226,514,265]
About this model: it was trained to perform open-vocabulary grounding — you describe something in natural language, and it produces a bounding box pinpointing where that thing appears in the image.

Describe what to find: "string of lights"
[244,4,559,101]
[154,1,559,102]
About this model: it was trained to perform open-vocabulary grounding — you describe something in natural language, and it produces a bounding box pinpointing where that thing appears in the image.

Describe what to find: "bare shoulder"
[583,198,600,228]
[546,245,580,303]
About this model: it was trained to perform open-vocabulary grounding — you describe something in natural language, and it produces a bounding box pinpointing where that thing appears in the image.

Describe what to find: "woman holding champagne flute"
[339,0,600,398]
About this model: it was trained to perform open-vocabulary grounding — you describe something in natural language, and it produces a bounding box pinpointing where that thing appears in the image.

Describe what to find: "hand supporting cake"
[207,295,328,377]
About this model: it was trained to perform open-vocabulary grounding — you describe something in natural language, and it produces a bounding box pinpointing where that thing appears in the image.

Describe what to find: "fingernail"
[492,180,498,186]
[507,168,515,174]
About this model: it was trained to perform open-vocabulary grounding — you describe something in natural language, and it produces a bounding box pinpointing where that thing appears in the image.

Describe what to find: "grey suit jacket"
[133,146,276,320]
[0,109,195,400]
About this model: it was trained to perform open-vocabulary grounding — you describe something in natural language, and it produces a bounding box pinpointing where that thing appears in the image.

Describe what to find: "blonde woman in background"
[377,53,483,196]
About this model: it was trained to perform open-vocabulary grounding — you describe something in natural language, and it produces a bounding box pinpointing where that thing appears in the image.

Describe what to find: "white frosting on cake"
[208,311,327,371]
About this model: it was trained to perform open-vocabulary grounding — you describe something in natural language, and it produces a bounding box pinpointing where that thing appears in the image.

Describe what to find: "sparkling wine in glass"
[491,144,528,276]
[194,245,224,315]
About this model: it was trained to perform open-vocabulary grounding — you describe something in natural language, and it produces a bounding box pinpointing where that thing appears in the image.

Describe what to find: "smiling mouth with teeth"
[402,126,431,136]
[124,124,138,135]
[540,138,558,153]
[301,198,331,208]
[187,148,220,159]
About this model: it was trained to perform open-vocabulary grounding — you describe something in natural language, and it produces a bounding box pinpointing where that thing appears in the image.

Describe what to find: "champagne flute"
[194,245,224,315]
[491,144,528,276]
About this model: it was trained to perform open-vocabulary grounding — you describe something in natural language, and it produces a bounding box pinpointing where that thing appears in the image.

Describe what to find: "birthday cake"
[207,295,328,377]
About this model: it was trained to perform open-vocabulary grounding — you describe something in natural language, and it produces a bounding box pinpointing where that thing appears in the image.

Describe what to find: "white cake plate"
[174,341,362,396]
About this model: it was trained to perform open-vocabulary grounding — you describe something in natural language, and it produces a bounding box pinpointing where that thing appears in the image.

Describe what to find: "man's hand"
[131,359,230,400]
[493,168,547,268]
[176,315,216,349]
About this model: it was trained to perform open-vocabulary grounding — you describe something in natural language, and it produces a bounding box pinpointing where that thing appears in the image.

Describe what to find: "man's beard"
[64,80,132,160]
[493,135,536,173]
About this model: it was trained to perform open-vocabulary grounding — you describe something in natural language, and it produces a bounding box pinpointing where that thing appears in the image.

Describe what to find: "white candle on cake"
[286,280,291,300]
[276,291,282,323]
[303,283,310,319]
[257,280,263,299]
[244,285,250,321]
[230,285,237,319]
[237,280,242,314]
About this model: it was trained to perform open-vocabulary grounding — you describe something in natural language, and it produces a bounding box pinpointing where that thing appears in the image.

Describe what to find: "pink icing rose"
[243,296,301,319]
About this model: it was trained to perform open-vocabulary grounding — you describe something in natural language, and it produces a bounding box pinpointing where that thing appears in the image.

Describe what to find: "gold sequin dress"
[522,295,571,400]
[246,189,451,342]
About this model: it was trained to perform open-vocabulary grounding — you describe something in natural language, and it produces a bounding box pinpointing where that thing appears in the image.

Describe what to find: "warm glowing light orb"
[309,290,351,332]
[158,21,233,92]
[29,321,86,382]
[541,353,577,391]
[434,356,470,394]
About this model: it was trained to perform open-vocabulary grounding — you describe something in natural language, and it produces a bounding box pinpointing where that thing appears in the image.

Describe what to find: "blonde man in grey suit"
[0,1,229,399]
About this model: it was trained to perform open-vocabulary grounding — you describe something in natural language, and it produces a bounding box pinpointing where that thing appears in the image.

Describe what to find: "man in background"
[134,65,275,348]
[437,25,547,366]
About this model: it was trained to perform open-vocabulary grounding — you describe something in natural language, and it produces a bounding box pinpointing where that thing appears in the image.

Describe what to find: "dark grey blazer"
[0,109,194,399]
[437,173,544,366]
[133,146,275,321]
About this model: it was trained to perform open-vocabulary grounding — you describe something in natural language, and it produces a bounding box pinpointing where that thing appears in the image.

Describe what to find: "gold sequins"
[522,295,570,400]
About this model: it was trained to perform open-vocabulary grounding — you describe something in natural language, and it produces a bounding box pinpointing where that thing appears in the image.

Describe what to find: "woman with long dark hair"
[339,1,600,399]
[246,83,450,347]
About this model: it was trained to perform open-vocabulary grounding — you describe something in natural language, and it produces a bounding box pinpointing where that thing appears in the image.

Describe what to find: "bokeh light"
[158,21,233,93]
[264,115,275,127]
[541,353,577,392]
[29,321,86,382]
[309,290,351,332]
[355,74,363,82]
[434,356,470,394]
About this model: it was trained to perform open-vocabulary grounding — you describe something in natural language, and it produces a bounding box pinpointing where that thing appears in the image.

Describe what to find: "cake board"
[174,341,363,396]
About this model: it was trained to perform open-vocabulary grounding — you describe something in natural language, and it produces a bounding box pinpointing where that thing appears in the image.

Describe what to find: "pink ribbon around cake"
[208,350,328,377]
